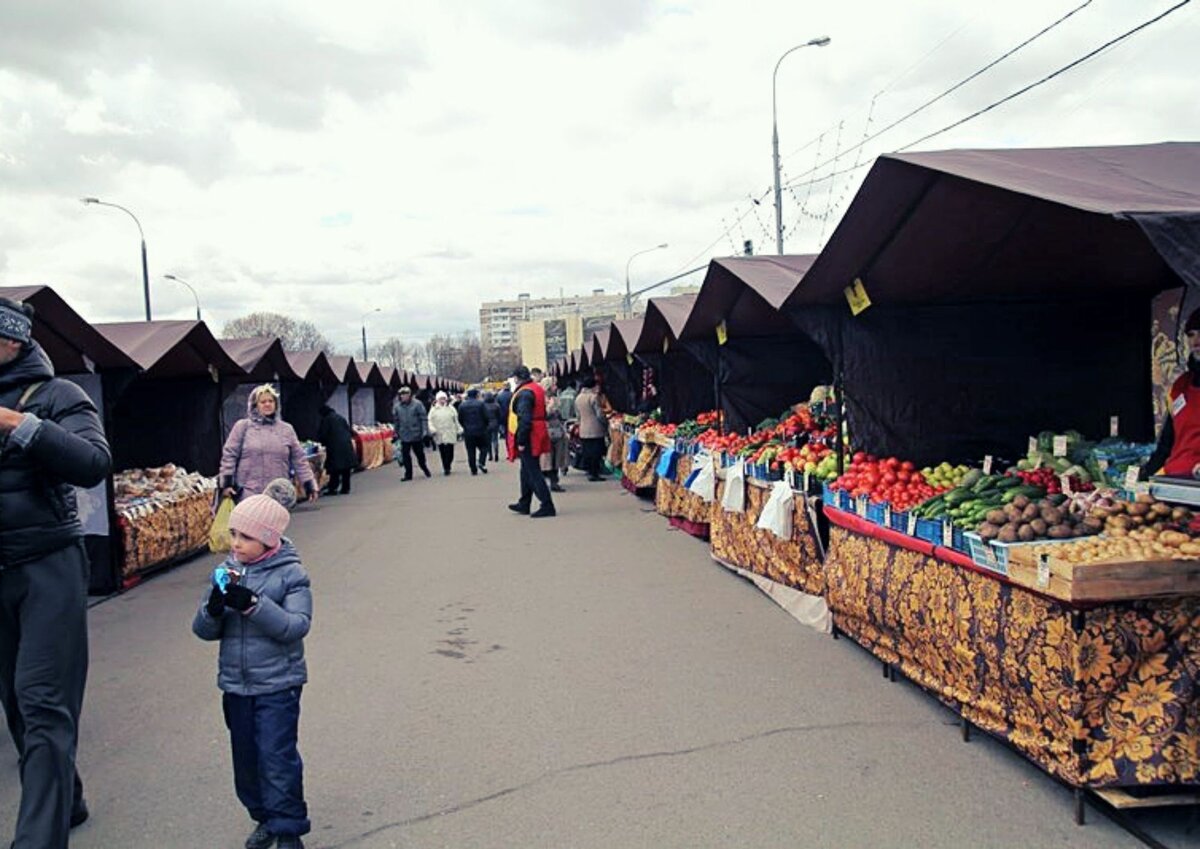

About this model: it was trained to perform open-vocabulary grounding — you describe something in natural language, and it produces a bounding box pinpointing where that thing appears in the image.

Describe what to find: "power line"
[898,0,1191,151]
[783,0,1096,184]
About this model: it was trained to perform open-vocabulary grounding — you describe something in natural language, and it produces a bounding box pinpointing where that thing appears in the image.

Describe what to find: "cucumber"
[944,488,974,506]
[996,476,1022,489]
[1001,485,1044,503]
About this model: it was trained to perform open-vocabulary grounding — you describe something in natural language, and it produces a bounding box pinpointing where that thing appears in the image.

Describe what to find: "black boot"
[508,502,531,514]
[530,502,557,518]
[244,822,274,849]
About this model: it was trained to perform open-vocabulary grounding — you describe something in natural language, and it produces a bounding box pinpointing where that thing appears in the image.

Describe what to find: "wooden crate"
[1007,548,1200,602]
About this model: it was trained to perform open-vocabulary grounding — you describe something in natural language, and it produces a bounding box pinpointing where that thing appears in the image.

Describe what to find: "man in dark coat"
[316,404,356,495]
[456,388,490,475]
[507,365,555,518]
[482,391,502,462]
[0,297,112,848]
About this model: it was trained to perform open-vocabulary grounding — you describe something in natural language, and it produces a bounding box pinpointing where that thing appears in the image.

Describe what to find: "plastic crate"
[888,509,911,533]
[965,532,1005,575]
[822,482,844,510]
[866,502,887,526]
[913,517,943,545]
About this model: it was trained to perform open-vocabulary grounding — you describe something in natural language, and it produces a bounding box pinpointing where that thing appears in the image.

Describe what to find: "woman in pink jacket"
[220,385,318,503]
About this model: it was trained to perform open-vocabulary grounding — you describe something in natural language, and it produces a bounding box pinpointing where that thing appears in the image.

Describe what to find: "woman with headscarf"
[539,378,567,493]
[1144,308,1200,479]
[220,385,317,503]
[427,390,463,475]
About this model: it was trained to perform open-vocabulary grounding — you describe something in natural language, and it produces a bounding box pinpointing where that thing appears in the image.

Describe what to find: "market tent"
[678,255,831,432]
[633,294,715,423]
[95,321,244,477]
[351,361,387,425]
[217,337,305,441]
[782,143,1200,463]
[0,285,135,373]
[281,351,340,441]
[594,319,645,413]
[322,355,361,423]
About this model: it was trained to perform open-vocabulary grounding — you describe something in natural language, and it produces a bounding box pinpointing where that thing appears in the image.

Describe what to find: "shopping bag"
[655,447,679,481]
[721,458,746,513]
[756,480,794,540]
[686,454,716,503]
[208,495,235,553]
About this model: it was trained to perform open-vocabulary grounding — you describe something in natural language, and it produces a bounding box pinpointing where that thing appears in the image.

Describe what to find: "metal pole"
[362,325,368,362]
[140,239,151,321]
[624,244,668,319]
[771,37,831,255]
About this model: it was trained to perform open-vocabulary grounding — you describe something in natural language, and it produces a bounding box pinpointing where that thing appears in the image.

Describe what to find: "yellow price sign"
[716,320,728,346]
[625,353,634,365]
[844,278,872,316]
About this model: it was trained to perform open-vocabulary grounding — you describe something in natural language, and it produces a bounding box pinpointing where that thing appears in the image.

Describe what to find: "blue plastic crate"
[866,502,887,526]
[888,509,910,533]
[914,517,943,545]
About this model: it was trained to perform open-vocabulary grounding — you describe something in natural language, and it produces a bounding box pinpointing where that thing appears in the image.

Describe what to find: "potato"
[997,525,1019,543]
[1011,495,1030,510]
[1047,524,1073,539]
[1082,516,1104,533]
[1128,502,1152,517]
[1151,502,1171,517]
[1041,507,1064,525]
[1171,507,1191,522]
[985,509,1007,525]
[1030,518,1048,536]
[1158,530,1189,547]
[1021,503,1040,522]
[1017,524,1036,542]
[979,523,1000,541]
[1179,542,1200,556]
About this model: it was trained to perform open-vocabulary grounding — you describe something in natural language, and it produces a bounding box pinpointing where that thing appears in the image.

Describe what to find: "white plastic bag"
[686,453,716,503]
[755,480,794,539]
[721,458,746,513]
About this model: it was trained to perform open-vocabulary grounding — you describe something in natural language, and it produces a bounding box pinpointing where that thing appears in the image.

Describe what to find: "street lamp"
[361,308,381,361]
[771,36,831,254]
[163,274,202,321]
[624,243,668,318]
[81,196,152,320]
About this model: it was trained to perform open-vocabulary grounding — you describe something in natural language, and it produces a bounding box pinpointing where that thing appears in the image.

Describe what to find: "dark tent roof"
[785,142,1200,310]
[590,327,612,364]
[605,319,644,362]
[576,345,591,371]
[634,294,697,354]
[356,361,386,387]
[325,355,363,385]
[285,351,339,385]
[0,285,135,372]
[681,255,816,341]
[379,366,402,389]
[95,321,243,379]
[218,337,300,382]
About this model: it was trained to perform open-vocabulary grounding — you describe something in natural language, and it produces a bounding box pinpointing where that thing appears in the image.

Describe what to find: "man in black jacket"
[0,297,112,848]
[456,388,491,475]
[317,404,356,495]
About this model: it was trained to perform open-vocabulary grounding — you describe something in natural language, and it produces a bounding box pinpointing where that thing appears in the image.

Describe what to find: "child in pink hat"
[192,494,313,849]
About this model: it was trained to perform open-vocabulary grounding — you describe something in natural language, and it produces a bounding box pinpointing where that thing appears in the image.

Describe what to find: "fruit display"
[920,462,975,490]
[910,472,1039,523]
[975,493,1100,543]
[1027,528,1200,564]
[1087,493,1193,537]
[830,453,941,513]
[113,465,217,578]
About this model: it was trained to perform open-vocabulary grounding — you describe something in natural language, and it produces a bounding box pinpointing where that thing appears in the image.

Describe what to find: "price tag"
[1052,435,1068,457]
[1060,474,1074,496]
[883,504,892,527]
[1037,553,1051,589]
[906,514,917,536]
[983,455,994,475]
[716,320,728,346]
[1124,466,1141,490]
[1110,415,1119,438]
[856,495,867,517]
[942,521,953,548]
[1028,436,1038,455]
[626,353,634,365]
[844,277,872,316]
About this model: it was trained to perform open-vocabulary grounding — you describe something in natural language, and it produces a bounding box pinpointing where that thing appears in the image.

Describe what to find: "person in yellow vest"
[506,365,556,517]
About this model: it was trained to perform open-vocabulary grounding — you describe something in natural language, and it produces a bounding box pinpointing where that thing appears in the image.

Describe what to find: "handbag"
[208,494,235,553]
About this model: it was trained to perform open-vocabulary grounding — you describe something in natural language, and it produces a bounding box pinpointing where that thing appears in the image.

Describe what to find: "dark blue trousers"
[222,688,310,837]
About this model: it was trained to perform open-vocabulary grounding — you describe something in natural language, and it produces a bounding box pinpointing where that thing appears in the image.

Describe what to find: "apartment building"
[479,289,636,372]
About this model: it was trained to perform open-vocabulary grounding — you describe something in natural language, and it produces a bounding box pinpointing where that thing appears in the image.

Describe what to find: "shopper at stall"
[192,494,313,849]
[1144,308,1200,480]
[0,296,111,849]
[576,376,608,481]
[316,404,356,496]
[392,386,432,480]
[457,387,491,475]
[541,378,567,493]
[558,379,578,425]
[428,391,462,475]
[483,391,503,462]
[220,385,317,504]
[507,365,556,517]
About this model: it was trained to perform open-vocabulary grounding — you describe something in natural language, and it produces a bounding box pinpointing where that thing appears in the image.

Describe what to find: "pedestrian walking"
[457,387,491,475]
[495,383,513,431]
[540,378,567,493]
[192,494,313,849]
[483,391,502,462]
[428,391,462,475]
[507,365,556,517]
[220,385,318,503]
[576,376,608,481]
[556,379,576,477]
[0,296,111,849]
[392,386,432,480]
[316,404,355,496]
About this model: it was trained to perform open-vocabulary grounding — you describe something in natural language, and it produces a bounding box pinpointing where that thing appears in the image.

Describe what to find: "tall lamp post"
[361,308,381,361]
[163,274,202,320]
[624,243,668,318]
[81,196,152,320]
[771,36,831,254]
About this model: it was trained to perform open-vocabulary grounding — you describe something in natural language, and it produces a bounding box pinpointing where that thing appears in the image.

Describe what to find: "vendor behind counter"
[1143,307,1200,480]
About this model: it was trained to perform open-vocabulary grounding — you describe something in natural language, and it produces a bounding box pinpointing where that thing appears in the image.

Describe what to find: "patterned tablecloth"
[621,438,659,489]
[823,516,1200,790]
[655,454,715,526]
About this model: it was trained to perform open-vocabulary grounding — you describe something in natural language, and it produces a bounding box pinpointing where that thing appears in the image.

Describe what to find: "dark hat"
[466,387,479,398]
[1186,308,1200,334]
[511,365,531,381]
[0,297,33,345]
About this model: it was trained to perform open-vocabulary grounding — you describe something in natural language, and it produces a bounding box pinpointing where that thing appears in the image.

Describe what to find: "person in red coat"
[506,365,556,517]
[1144,308,1200,479]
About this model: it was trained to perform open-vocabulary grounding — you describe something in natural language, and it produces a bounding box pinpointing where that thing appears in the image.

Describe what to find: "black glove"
[224,584,258,613]
[205,586,225,618]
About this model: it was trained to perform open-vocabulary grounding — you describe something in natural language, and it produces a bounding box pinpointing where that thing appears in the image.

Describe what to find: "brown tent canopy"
[785,142,1200,311]
[0,285,135,373]
[604,318,644,363]
[325,355,364,386]
[589,327,612,365]
[218,337,301,382]
[285,351,339,385]
[633,294,697,354]
[681,255,816,341]
[95,321,242,379]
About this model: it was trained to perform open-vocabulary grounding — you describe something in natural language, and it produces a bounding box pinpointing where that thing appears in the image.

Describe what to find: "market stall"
[775,143,1200,803]
[0,285,139,594]
[325,355,363,425]
[95,320,244,583]
[217,337,302,442]
[282,350,339,442]
[633,294,716,425]
[350,361,385,427]
[593,319,646,415]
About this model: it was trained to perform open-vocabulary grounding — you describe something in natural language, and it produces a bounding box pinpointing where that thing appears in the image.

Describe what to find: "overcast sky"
[1,0,1197,353]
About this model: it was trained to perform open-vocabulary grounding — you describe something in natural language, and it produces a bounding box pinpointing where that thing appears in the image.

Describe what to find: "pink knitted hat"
[228,494,291,547]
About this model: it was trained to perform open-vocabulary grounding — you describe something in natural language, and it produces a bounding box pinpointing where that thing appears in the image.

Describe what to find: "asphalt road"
[1,456,1193,848]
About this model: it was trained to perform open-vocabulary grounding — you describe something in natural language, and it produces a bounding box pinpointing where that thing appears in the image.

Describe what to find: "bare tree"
[222,312,334,353]
[372,336,407,368]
